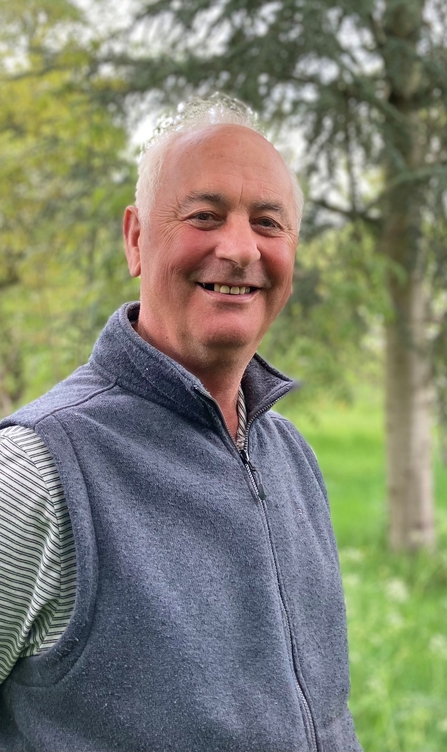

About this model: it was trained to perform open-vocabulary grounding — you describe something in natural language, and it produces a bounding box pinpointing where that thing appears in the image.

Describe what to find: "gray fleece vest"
[0,303,361,752]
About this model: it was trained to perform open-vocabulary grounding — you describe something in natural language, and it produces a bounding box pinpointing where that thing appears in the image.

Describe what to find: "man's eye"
[192,212,215,221]
[255,217,279,229]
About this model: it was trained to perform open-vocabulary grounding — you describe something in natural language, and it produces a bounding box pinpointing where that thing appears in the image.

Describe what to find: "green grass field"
[279,393,447,752]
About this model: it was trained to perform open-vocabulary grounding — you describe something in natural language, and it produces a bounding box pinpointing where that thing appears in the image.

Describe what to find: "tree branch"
[312,198,381,229]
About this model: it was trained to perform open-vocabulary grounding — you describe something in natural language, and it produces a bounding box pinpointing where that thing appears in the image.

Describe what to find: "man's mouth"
[198,283,255,295]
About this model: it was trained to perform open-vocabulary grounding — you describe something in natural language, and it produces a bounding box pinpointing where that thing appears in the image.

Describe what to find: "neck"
[198,368,246,442]
[134,318,250,441]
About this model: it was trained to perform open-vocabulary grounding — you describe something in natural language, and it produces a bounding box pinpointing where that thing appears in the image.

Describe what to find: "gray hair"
[135,94,304,230]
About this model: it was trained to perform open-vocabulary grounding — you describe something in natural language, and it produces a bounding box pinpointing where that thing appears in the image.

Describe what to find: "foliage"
[260,222,389,405]
[104,0,447,210]
[0,0,137,412]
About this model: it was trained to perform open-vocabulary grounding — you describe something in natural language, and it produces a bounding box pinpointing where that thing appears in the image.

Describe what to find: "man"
[0,97,362,751]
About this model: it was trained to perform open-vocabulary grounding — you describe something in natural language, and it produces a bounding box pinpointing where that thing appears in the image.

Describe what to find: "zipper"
[239,444,318,752]
[196,387,319,751]
[239,448,266,500]
[278,594,318,752]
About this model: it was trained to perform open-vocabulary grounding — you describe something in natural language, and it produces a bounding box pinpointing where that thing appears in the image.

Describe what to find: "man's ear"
[123,206,142,278]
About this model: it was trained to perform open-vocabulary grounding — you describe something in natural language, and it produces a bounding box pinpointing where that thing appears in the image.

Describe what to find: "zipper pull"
[240,449,267,501]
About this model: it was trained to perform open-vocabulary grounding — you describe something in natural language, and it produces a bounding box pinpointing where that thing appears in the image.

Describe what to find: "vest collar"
[91,303,298,427]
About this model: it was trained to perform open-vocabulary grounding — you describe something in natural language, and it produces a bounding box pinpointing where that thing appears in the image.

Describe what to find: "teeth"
[212,284,250,295]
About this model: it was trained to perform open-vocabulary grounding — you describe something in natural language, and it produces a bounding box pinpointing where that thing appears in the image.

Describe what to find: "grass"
[279,392,447,752]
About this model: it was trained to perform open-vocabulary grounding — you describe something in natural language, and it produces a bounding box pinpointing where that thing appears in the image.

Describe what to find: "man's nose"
[214,217,261,268]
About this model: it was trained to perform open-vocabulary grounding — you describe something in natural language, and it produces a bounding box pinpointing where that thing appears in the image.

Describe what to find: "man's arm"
[0,426,76,683]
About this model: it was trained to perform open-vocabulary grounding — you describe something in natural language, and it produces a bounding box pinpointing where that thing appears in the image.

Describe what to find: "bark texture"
[382,0,435,550]
[385,274,435,550]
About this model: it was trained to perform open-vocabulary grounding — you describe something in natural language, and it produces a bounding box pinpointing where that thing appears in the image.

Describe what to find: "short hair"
[135,94,304,230]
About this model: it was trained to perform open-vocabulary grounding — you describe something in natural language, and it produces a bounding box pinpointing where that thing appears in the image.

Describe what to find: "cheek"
[161,227,212,273]
[273,281,293,314]
[266,248,295,292]
[174,226,214,264]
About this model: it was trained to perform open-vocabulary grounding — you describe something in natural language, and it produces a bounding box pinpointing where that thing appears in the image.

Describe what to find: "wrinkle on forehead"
[165,124,289,181]
[178,190,292,226]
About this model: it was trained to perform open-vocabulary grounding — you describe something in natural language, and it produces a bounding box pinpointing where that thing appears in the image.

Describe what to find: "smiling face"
[123,124,298,376]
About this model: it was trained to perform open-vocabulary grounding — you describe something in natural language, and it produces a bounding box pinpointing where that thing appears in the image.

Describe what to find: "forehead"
[158,124,294,208]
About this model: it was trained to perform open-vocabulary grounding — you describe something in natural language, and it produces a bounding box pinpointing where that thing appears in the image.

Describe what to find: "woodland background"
[1,1,447,748]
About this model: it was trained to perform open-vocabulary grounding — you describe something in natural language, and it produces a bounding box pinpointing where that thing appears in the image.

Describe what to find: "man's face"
[124,124,298,372]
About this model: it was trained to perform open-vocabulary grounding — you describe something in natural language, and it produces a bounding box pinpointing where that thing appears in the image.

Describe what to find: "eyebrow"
[179,191,290,222]
[179,192,229,211]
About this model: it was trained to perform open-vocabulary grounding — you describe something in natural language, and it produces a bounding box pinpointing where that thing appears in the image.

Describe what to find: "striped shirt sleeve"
[0,387,246,685]
[0,426,76,684]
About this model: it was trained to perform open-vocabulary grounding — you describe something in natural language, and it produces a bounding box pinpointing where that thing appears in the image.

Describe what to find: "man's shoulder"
[0,362,114,433]
[264,409,325,486]
[267,409,310,447]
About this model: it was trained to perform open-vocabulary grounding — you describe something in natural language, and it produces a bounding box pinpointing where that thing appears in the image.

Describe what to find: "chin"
[201,330,260,352]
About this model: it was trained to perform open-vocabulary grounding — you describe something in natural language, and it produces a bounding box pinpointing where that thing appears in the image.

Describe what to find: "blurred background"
[1,0,447,748]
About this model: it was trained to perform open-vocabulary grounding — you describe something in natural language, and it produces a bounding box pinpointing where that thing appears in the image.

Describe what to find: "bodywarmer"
[0,303,362,752]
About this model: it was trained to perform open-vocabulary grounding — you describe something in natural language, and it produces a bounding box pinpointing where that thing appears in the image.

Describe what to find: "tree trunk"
[380,176,436,551]
[380,0,435,551]
[385,270,435,551]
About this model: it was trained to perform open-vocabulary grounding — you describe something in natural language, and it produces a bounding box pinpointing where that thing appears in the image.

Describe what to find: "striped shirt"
[0,387,247,684]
